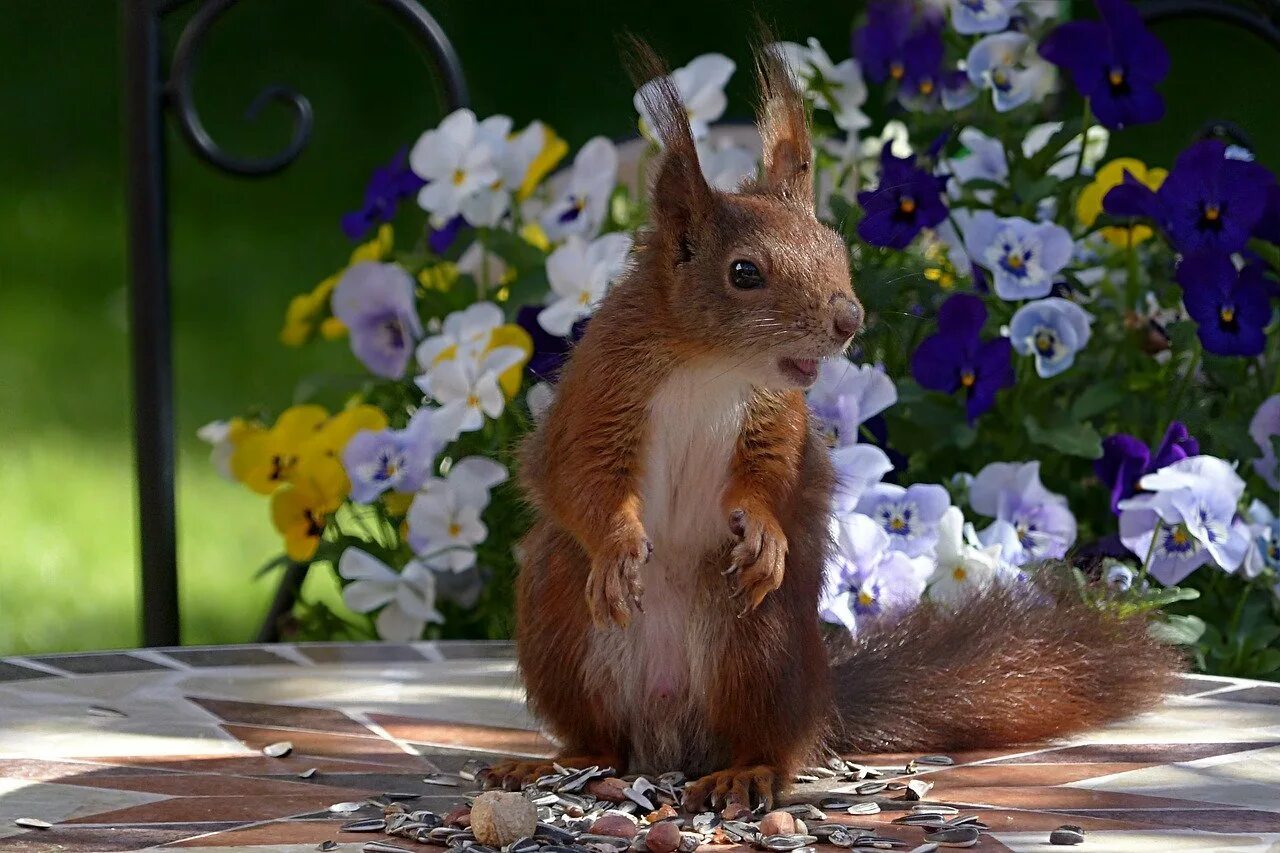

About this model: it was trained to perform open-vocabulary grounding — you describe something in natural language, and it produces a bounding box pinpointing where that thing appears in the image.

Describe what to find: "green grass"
[2,1,1278,653]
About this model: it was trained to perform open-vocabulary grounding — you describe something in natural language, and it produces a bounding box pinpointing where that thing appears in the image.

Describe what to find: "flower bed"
[202,0,1280,678]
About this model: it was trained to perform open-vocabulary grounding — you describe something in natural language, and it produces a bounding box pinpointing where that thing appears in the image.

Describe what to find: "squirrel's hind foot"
[683,765,778,812]
[480,754,618,791]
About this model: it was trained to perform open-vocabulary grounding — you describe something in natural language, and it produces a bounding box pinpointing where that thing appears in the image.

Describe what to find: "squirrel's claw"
[586,525,651,630]
[727,507,787,612]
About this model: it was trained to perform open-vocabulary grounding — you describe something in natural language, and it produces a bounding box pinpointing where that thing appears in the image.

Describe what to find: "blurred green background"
[2,0,1278,654]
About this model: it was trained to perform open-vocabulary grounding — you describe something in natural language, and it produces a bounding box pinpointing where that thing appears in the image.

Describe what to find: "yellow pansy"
[486,324,534,397]
[319,316,347,340]
[349,223,395,263]
[230,405,330,495]
[518,126,569,200]
[308,404,389,459]
[1076,158,1167,247]
[382,490,416,517]
[519,222,551,253]
[270,455,348,561]
[419,262,459,292]
[278,226,393,347]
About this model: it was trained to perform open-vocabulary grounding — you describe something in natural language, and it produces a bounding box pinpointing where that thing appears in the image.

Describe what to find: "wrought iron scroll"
[1139,0,1280,52]
[121,0,468,646]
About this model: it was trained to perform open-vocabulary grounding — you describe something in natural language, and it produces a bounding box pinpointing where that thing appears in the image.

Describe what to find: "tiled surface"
[0,644,1275,851]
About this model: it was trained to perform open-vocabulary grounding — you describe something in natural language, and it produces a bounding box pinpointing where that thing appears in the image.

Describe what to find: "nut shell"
[470,792,536,847]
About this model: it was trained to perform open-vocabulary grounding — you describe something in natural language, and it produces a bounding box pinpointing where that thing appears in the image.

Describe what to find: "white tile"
[0,777,168,824]
[993,830,1280,852]
[1069,744,1280,813]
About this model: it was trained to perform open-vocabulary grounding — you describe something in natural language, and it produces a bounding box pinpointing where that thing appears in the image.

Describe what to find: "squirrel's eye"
[729,259,765,290]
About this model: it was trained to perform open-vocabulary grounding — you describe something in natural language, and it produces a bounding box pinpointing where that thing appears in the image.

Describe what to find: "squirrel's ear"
[754,38,813,209]
[625,36,714,256]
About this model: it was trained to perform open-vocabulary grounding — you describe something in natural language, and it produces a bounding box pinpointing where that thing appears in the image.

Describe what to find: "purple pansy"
[854,0,920,84]
[970,461,1077,566]
[342,409,442,503]
[1176,253,1273,357]
[1095,421,1199,514]
[516,304,588,382]
[428,214,467,256]
[911,294,1015,423]
[857,149,949,249]
[896,20,946,109]
[1104,140,1276,256]
[821,512,931,631]
[341,148,427,242]
[1038,0,1169,130]
[806,361,898,448]
[1257,185,1280,244]
[856,482,951,557]
[331,261,424,379]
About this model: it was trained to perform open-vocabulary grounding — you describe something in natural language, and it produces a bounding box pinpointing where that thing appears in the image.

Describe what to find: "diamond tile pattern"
[0,643,1274,851]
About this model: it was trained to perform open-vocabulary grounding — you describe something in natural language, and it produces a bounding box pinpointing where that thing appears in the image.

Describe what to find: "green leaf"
[482,228,547,270]
[254,554,292,579]
[1070,381,1126,421]
[1149,614,1206,646]
[1023,415,1104,459]
[1139,585,1202,608]
[1251,648,1280,674]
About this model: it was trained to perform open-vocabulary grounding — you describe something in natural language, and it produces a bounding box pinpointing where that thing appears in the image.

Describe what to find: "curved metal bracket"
[165,0,468,177]
[1139,0,1280,52]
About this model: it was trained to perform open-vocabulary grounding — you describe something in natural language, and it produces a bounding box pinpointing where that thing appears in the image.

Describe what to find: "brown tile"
[933,784,1228,811]
[1212,685,1280,706]
[187,696,374,736]
[26,652,174,674]
[0,758,173,782]
[840,747,1051,768]
[1061,808,1280,832]
[280,770,447,794]
[368,714,555,756]
[1,825,225,851]
[295,643,429,663]
[65,793,355,825]
[58,771,374,799]
[161,647,298,667]
[915,762,1157,787]
[0,660,58,681]
[985,742,1280,764]
[1168,676,1234,696]
[222,724,432,768]
[166,819,349,847]
[934,809,1150,833]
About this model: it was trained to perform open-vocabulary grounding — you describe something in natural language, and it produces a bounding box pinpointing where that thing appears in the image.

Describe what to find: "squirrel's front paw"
[726,508,787,614]
[586,522,651,629]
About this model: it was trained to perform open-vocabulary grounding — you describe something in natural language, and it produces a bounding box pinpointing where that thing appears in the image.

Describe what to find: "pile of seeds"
[311,753,1015,852]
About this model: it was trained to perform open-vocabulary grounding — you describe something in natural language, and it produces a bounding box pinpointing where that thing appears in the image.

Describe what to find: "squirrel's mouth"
[778,356,820,387]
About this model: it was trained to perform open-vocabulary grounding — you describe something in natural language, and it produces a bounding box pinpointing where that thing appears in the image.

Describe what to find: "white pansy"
[1023,122,1110,179]
[417,346,527,441]
[197,420,236,481]
[527,381,555,422]
[410,109,500,225]
[634,53,735,141]
[542,137,619,241]
[460,116,546,227]
[338,548,444,641]
[927,506,1006,605]
[538,233,633,337]
[774,39,870,132]
[698,138,758,191]
[406,457,508,570]
[416,301,506,371]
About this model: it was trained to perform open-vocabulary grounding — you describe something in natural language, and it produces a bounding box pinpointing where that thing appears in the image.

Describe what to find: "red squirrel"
[486,41,1180,810]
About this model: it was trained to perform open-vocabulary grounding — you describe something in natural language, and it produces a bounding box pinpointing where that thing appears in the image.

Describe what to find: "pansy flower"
[964,212,1073,301]
[281,225,394,347]
[459,116,549,228]
[774,38,870,133]
[895,20,947,110]
[966,32,1055,113]
[1076,158,1166,246]
[1103,139,1276,255]
[856,148,949,249]
[541,137,619,241]
[270,455,347,561]
[854,0,919,85]
[406,457,508,569]
[410,109,499,225]
[418,347,529,442]
[1250,394,1280,490]
[1038,0,1170,130]
[806,361,898,448]
[331,261,423,379]
[697,138,758,192]
[538,233,633,337]
[822,512,931,631]
[1176,253,1272,357]
[198,418,262,483]
[634,53,735,142]
[1023,122,1111,180]
[949,0,1020,34]
[949,127,1009,191]
[927,506,1008,605]
[831,443,896,515]
[1008,297,1093,378]
[1095,421,1199,513]
[1244,500,1280,577]
[855,482,951,557]
[230,405,330,495]
[970,461,1077,566]
[338,549,444,641]
[342,409,442,504]
[341,148,426,242]
[911,293,1014,423]
[516,304,587,382]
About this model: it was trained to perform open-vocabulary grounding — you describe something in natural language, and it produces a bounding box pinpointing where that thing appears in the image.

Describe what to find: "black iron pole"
[122,0,181,647]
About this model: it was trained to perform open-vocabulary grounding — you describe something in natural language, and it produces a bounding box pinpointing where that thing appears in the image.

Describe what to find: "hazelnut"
[469,791,535,847]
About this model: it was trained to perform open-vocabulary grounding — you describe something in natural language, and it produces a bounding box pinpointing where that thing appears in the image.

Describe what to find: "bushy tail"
[827,579,1183,753]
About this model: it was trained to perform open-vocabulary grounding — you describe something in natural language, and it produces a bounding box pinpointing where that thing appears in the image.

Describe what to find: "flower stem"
[1073,99,1093,180]
[1137,518,1165,587]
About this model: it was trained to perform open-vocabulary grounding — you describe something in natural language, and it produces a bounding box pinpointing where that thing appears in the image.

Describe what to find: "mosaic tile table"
[1,642,1278,853]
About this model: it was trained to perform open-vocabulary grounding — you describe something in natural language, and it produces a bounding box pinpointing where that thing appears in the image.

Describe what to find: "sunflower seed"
[892,814,946,828]
[916,755,953,766]
[446,831,477,848]
[578,835,631,850]
[760,835,808,851]
[905,780,934,801]
[943,815,987,829]
[1049,827,1085,846]
[470,846,500,853]
[341,818,388,832]
[624,777,657,810]
[825,829,857,848]
[846,802,881,816]
[853,781,888,796]
[298,767,318,779]
[87,705,127,718]
[911,805,958,816]
[330,801,366,814]
[780,804,826,821]
[509,836,541,853]
[801,766,838,779]
[317,843,339,852]
[460,759,488,781]
[262,741,293,758]
[363,844,413,853]
[15,818,52,829]
[385,792,421,801]
[923,825,980,847]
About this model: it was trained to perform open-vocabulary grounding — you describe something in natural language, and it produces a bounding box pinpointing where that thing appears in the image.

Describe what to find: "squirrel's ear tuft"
[753,32,813,210]
[624,35,714,259]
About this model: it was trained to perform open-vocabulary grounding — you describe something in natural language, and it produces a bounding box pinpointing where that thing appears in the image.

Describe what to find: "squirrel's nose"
[831,295,863,340]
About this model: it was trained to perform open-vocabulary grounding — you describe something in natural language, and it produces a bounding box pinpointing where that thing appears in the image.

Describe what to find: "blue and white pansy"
[831,443,895,515]
[634,53,735,142]
[331,261,423,379]
[964,212,1073,300]
[538,233,633,337]
[1009,298,1094,377]
[541,137,619,241]
[342,408,441,503]
[406,456,508,571]
[949,0,1021,35]
[970,461,1077,566]
[410,109,499,226]
[856,482,952,557]
[821,512,931,631]
[966,32,1056,113]
[807,361,898,447]
[1244,500,1280,577]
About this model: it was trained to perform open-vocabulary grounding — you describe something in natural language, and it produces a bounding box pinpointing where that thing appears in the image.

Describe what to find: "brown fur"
[496,37,1180,807]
